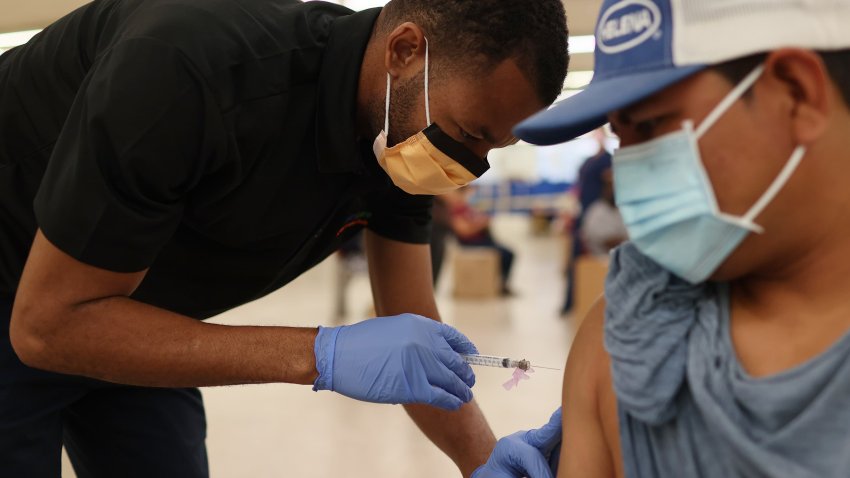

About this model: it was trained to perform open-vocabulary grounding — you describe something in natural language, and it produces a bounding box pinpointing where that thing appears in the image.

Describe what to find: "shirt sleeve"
[364,186,434,245]
[34,38,224,272]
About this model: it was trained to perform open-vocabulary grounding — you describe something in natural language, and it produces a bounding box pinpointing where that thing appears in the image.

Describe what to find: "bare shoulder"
[559,298,624,478]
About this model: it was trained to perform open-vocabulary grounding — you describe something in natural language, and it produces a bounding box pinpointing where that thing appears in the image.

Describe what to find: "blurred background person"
[579,169,627,256]
[561,128,611,315]
[445,187,516,297]
[334,231,369,320]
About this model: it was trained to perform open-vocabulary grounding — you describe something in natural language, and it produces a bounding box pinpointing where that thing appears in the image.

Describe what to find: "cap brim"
[515,65,707,146]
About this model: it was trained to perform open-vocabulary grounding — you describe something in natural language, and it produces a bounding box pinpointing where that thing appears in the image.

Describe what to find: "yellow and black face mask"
[372,39,489,196]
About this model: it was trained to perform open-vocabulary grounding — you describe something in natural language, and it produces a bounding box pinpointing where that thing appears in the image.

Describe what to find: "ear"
[383,22,427,81]
[763,49,832,145]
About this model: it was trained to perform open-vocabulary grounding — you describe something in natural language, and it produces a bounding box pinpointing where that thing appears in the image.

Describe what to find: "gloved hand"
[313,314,478,410]
[472,408,563,478]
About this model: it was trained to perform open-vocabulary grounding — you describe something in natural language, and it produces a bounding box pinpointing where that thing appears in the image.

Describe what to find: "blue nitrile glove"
[313,314,478,410]
[472,408,563,478]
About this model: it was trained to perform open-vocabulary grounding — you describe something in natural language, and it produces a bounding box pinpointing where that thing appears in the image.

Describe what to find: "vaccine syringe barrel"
[461,354,531,371]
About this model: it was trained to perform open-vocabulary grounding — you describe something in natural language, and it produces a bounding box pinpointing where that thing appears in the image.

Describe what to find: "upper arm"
[10,230,147,365]
[364,187,434,249]
[364,230,438,319]
[13,40,219,360]
[559,298,623,478]
[362,187,437,318]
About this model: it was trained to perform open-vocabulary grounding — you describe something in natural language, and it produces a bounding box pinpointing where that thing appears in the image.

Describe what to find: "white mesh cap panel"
[672,0,850,65]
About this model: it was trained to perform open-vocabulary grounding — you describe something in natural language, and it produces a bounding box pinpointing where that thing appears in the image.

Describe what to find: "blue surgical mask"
[613,64,807,284]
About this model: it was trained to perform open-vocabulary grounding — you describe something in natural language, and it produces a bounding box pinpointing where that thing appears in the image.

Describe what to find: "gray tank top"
[604,243,850,478]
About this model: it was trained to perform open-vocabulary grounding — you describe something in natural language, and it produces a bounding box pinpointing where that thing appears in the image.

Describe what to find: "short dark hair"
[380,0,569,105]
[714,50,850,107]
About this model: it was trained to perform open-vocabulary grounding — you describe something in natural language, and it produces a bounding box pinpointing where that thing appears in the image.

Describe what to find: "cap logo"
[597,0,662,54]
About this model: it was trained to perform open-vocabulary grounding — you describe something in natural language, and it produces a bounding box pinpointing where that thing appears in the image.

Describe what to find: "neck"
[733,150,850,329]
[729,220,850,376]
[734,233,850,324]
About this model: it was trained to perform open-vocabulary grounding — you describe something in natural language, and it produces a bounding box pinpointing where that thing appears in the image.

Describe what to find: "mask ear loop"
[384,73,391,136]
[741,144,806,228]
[695,64,765,139]
[691,64,766,222]
[424,37,431,126]
[385,36,430,136]
[692,63,806,233]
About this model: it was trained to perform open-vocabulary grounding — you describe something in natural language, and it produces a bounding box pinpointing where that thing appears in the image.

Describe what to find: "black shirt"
[0,0,432,318]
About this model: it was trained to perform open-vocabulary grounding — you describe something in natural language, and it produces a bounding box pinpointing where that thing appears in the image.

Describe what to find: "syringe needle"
[532,365,562,371]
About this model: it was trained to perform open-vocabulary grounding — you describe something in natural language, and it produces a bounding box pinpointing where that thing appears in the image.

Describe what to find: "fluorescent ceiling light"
[554,89,582,103]
[564,70,593,90]
[570,35,595,54]
[307,0,387,8]
[341,0,387,9]
[0,29,41,49]
[0,29,41,46]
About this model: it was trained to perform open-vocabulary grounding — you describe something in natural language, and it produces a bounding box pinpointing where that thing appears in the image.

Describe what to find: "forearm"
[376,289,496,475]
[14,296,318,387]
[405,400,496,477]
[365,232,496,473]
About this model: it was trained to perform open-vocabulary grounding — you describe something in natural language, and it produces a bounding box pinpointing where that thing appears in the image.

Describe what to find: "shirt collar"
[315,7,382,174]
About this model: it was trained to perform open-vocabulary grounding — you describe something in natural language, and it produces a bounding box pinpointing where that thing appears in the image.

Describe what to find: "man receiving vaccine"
[476,0,850,477]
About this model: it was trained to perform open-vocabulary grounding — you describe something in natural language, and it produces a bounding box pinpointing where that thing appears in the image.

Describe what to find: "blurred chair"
[572,255,609,327]
[452,247,501,299]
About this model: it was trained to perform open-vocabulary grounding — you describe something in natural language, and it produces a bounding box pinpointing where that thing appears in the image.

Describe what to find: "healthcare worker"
[0,0,569,475]
[477,0,850,477]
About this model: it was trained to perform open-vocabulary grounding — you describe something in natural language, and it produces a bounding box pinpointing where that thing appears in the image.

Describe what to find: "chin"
[708,272,735,283]
[708,262,749,283]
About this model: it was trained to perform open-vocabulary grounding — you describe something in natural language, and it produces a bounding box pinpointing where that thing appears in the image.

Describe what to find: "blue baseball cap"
[515,0,706,145]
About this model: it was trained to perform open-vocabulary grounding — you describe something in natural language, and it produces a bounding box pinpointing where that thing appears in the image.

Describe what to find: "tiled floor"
[61,215,577,477]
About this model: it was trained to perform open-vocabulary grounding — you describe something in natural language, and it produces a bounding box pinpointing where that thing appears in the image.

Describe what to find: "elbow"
[9,302,57,371]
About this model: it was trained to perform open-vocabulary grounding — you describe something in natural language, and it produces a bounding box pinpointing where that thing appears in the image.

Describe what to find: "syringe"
[461,354,560,371]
